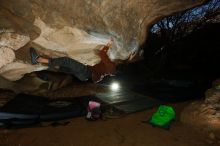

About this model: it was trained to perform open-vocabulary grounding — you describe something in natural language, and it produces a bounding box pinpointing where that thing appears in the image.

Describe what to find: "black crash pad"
[96,90,160,113]
[0,94,98,125]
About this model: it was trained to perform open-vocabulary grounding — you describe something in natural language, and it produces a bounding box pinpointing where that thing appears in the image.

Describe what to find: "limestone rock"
[181,86,220,136]
[0,61,47,81]
[0,30,30,51]
[14,72,73,94]
[0,47,15,69]
[32,18,103,66]
[0,72,73,94]
[0,29,31,80]
[1,0,205,60]
[0,0,205,81]
[205,88,220,107]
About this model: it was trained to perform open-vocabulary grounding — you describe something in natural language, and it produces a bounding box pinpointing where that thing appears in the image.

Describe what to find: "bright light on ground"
[110,82,120,91]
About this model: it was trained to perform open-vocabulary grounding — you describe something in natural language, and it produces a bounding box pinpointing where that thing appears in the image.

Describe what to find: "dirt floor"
[0,83,218,146]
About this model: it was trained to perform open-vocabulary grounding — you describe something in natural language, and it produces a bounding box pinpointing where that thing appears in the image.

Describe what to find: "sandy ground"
[0,83,218,146]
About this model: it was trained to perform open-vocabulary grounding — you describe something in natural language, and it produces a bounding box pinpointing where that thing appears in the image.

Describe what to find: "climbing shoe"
[30,47,39,64]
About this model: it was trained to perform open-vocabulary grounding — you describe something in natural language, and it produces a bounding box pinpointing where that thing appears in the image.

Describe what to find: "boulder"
[0,0,205,81]
[181,86,220,137]
[0,61,47,81]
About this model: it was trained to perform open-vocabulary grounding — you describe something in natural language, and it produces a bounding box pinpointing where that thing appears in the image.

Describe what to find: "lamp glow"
[111,82,120,91]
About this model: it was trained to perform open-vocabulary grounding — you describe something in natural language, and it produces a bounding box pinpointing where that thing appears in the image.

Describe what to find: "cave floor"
[0,83,217,146]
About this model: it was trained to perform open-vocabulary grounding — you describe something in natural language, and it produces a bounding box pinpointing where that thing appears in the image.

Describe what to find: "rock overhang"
[0,0,205,82]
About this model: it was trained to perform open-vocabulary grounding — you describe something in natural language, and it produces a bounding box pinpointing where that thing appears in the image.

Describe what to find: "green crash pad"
[149,105,175,129]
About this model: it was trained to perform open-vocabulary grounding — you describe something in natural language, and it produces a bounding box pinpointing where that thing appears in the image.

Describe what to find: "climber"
[30,39,124,83]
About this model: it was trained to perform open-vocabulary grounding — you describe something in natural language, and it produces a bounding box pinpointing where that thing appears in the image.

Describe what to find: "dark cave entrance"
[102,0,220,102]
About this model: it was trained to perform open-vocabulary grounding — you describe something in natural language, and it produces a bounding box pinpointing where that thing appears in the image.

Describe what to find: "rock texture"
[0,30,30,51]
[0,72,73,94]
[0,47,15,68]
[32,18,104,66]
[0,61,47,81]
[0,0,204,81]
[181,79,220,139]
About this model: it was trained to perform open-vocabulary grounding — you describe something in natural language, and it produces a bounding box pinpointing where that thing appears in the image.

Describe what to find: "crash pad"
[0,94,98,126]
[96,90,160,114]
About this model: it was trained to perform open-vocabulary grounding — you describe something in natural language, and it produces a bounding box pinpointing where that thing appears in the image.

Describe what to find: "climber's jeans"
[48,57,91,81]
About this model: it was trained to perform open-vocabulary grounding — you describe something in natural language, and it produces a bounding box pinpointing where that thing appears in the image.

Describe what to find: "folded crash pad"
[0,94,97,127]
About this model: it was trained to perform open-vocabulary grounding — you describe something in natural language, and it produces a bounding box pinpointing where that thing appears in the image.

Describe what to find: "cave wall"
[0,0,205,81]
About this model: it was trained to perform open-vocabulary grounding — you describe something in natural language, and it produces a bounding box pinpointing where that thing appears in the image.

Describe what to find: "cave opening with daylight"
[108,0,220,102]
